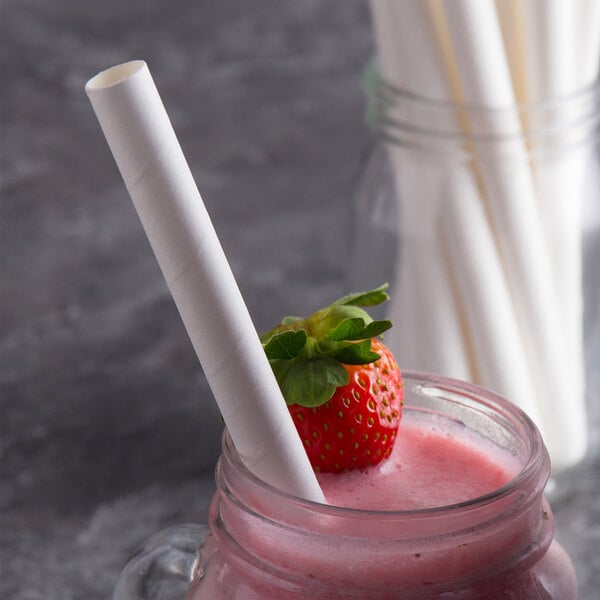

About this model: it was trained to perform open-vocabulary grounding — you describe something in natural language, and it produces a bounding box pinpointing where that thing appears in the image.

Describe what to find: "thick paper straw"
[443,0,586,470]
[85,61,324,502]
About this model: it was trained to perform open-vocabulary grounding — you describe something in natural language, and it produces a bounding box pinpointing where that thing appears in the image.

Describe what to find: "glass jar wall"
[354,69,600,475]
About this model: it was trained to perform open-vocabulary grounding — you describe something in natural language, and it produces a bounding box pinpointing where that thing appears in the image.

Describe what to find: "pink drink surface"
[318,418,517,510]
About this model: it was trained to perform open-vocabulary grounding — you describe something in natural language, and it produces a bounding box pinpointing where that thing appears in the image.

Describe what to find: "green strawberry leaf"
[263,330,307,360]
[261,284,394,405]
[269,358,292,388]
[281,357,348,407]
[362,319,392,338]
[325,339,381,365]
[328,317,392,342]
[333,283,389,308]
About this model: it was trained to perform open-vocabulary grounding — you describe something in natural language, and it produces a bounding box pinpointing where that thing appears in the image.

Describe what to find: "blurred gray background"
[1,1,598,598]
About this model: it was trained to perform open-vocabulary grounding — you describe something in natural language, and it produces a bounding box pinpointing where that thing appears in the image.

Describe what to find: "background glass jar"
[354,68,600,476]
[113,373,577,599]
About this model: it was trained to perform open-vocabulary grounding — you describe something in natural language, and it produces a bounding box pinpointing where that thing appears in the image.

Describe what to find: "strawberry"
[261,284,403,473]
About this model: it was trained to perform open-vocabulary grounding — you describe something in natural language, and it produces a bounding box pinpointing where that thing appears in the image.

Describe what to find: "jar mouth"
[364,62,600,153]
[220,371,548,521]
[366,61,600,113]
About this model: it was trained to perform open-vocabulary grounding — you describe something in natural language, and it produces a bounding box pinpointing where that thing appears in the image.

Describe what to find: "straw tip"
[85,60,148,95]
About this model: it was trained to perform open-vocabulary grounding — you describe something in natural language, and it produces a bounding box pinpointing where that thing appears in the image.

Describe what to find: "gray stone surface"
[0,1,598,599]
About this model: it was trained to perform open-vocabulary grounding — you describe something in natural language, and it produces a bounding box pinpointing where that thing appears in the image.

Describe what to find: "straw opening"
[85,60,146,92]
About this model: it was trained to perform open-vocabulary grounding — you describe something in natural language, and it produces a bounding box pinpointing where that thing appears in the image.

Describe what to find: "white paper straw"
[525,0,577,100]
[495,0,530,106]
[370,0,449,98]
[441,166,545,429]
[85,61,325,502]
[369,0,405,92]
[522,0,591,466]
[578,0,600,90]
[386,152,474,382]
[579,0,600,232]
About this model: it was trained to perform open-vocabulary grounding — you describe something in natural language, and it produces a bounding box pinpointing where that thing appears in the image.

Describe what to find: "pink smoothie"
[190,398,576,599]
[318,417,518,510]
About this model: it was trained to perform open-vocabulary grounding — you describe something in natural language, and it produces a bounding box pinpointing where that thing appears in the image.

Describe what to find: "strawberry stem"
[261,284,393,408]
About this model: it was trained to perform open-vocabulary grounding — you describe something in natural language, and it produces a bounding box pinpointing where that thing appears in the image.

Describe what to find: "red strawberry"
[261,284,404,473]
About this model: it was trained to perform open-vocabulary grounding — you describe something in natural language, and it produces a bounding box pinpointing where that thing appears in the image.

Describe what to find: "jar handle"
[112,523,208,600]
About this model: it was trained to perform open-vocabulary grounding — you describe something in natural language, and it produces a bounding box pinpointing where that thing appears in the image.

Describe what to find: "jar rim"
[220,371,548,521]
[364,62,600,152]
[366,61,600,113]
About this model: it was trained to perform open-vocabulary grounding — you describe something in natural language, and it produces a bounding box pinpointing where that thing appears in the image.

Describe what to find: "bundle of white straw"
[369,0,599,473]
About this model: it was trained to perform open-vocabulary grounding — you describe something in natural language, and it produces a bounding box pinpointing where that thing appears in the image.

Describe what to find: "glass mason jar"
[113,373,577,599]
[354,67,600,475]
